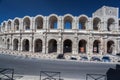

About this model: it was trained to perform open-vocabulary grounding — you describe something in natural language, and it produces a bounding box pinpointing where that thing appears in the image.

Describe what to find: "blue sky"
[0,0,120,23]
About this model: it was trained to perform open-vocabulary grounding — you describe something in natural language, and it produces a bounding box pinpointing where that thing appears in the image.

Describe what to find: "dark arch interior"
[35,39,42,52]
[14,19,19,30]
[8,21,11,30]
[7,39,10,49]
[107,41,114,54]
[13,39,18,51]
[23,39,29,51]
[64,16,72,29]
[107,18,115,31]
[48,39,57,53]
[49,16,58,29]
[79,17,87,30]
[78,40,87,53]
[63,39,72,53]
[93,18,101,30]
[35,17,43,29]
[24,18,30,30]
[93,40,100,53]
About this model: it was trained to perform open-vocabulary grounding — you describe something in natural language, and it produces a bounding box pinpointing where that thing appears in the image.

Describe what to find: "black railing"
[40,71,62,80]
[86,74,106,80]
[0,68,14,80]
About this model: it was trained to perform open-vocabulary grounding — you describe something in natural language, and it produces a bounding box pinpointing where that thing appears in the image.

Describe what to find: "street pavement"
[0,54,117,80]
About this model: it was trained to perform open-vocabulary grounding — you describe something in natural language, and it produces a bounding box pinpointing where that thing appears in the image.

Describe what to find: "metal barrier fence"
[40,71,62,80]
[0,68,14,80]
[86,74,106,80]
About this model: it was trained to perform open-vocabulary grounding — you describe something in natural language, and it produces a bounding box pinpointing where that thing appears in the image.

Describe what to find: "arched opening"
[63,39,72,53]
[93,18,101,31]
[107,41,114,54]
[22,39,29,51]
[49,16,58,29]
[79,17,87,30]
[2,23,5,31]
[48,39,57,53]
[23,17,30,30]
[35,17,43,29]
[119,20,120,30]
[7,21,11,31]
[119,20,120,26]
[107,18,115,31]
[93,40,101,53]
[78,40,87,53]
[13,39,19,51]
[34,39,42,52]
[64,16,73,29]
[14,19,19,31]
[2,39,4,46]
[7,39,10,49]
[2,39,4,42]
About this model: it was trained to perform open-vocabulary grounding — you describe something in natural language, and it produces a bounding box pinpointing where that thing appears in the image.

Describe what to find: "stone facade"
[0,6,120,57]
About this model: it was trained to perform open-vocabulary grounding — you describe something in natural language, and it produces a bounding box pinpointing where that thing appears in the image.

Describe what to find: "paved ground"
[0,54,118,80]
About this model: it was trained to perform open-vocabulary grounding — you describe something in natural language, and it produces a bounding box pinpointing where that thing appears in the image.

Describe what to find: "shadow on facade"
[106,64,120,80]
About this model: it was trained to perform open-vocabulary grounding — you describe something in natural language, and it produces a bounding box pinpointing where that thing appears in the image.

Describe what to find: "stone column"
[61,38,63,54]
[113,22,117,32]
[46,17,49,30]
[98,43,101,54]
[72,18,75,29]
[18,38,21,51]
[116,39,119,53]
[10,36,13,50]
[87,37,90,55]
[42,37,46,54]
[30,18,32,31]
[43,17,47,30]
[20,39,23,51]
[4,39,7,49]
[89,18,93,31]
[11,39,14,50]
[29,38,33,52]
[19,20,23,32]
[89,36,93,55]
[61,17,64,30]
[58,16,62,30]
[73,36,78,54]
[57,36,62,54]
[100,21,103,31]
[103,20,107,31]
[57,40,60,54]
[100,37,103,55]
[86,21,89,30]
[104,38,107,54]
[114,39,117,55]
[33,39,35,53]
[46,39,48,54]
[118,40,120,53]
[72,39,75,54]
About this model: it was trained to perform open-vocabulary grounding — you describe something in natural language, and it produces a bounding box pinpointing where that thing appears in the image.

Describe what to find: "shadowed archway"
[93,40,101,53]
[63,39,72,53]
[13,39,19,51]
[34,39,42,52]
[78,40,87,53]
[48,39,57,53]
[107,40,114,54]
[22,39,29,51]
